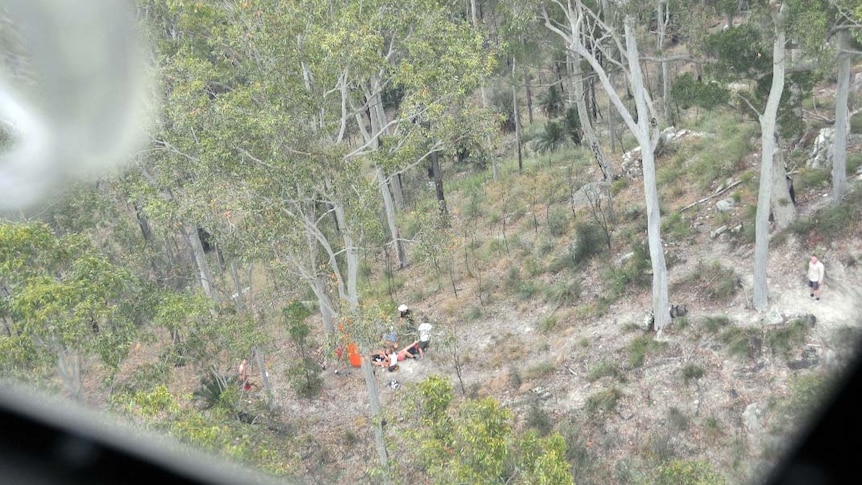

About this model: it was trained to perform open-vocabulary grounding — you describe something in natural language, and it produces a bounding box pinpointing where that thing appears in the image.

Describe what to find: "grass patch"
[587,360,627,383]
[667,407,690,433]
[524,362,556,380]
[765,318,811,357]
[702,315,731,333]
[585,387,623,413]
[672,261,738,303]
[661,212,691,240]
[682,364,705,384]
[547,207,570,237]
[626,335,669,368]
[539,315,558,333]
[571,222,608,265]
[543,279,582,307]
[787,187,862,244]
[795,167,830,191]
[719,326,760,360]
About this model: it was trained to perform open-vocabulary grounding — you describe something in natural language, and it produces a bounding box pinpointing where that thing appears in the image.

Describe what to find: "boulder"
[716,198,735,212]
[807,128,835,170]
[743,403,763,433]
[764,308,784,326]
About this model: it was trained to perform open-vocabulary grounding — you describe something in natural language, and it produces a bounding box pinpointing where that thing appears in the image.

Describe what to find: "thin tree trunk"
[524,71,534,124]
[253,347,274,407]
[832,29,850,204]
[359,345,389,478]
[571,49,612,180]
[430,151,448,226]
[770,147,795,229]
[624,19,669,330]
[183,224,217,301]
[512,60,523,173]
[377,167,407,269]
[657,0,669,120]
[229,258,244,311]
[753,12,786,311]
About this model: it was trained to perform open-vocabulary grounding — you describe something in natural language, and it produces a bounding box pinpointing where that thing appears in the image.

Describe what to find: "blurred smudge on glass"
[0,0,154,209]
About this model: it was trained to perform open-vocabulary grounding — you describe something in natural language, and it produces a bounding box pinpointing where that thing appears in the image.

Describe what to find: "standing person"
[807,255,825,301]
[417,321,433,352]
[398,304,416,333]
[238,358,252,391]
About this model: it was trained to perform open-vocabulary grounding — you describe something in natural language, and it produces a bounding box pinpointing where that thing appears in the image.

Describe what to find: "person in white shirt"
[807,255,825,301]
[418,322,433,351]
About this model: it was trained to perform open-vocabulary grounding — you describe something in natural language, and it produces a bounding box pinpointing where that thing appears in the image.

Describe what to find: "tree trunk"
[512,61,523,173]
[770,147,796,229]
[229,258,244,311]
[183,224,217,301]
[377,167,407,269]
[430,151,448,226]
[390,174,404,210]
[133,201,154,243]
[253,347,275,407]
[524,71,534,124]
[624,19,669,330]
[657,0,669,120]
[359,344,389,478]
[570,49,613,180]
[753,14,786,311]
[333,201,359,312]
[832,29,850,204]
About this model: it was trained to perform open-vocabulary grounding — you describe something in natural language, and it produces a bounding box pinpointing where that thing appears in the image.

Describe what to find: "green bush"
[626,335,669,368]
[662,212,691,240]
[719,326,760,360]
[585,387,623,413]
[587,360,626,383]
[547,208,570,237]
[653,459,726,485]
[571,222,608,265]
[682,364,705,384]
[787,187,862,243]
[765,319,811,357]
[702,315,731,333]
[544,279,582,307]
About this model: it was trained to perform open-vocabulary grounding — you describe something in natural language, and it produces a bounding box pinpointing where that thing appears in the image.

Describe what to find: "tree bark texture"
[770,147,795,230]
[377,167,407,269]
[832,29,850,204]
[753,14,786,311]
[183,224,217,301]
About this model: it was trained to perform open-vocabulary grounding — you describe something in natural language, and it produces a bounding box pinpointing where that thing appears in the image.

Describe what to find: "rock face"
[807,128,834,170]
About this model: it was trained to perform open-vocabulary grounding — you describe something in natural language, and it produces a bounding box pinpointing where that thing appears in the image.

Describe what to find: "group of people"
[372,304,433,372]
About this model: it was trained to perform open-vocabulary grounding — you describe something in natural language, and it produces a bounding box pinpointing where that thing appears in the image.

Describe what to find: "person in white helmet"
[398,304,416,333]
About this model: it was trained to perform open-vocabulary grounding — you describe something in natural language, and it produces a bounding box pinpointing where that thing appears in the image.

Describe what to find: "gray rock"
[787,347,819,370]
[710,225,728,238]
[764,308,784,326]
[743,403,763,433]
[617,251,635,266]
[716,199,735,212]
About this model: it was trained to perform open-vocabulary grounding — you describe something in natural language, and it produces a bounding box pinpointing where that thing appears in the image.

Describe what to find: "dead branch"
[680,180,743,212]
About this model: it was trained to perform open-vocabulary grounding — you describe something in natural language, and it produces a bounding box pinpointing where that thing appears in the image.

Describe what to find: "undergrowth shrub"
[544,279,582,308]
[719,326,760,360]
[653,459,726,485]
[571,222,607,265]
[626,335,669,368]
[702,315,731,333]
[587,360,626,383]
[547,208,570,237]
[585,387,622,413]
[765,318,811,357]
[662,212,691,240]
[787,187,862,244]
[673,261,738,302]
[682,364,705,384]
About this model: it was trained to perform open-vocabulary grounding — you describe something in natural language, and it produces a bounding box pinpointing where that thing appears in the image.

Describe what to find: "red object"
[243,382,252,391]
[347,342,361,368]
[335,346,344,359]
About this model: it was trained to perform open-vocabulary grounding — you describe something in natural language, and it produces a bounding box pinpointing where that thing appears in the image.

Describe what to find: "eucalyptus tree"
[702,1,828,310]
[544,0,670,329]
[0,222,147,398]
[830,0,861,204]
[543,0,615,181]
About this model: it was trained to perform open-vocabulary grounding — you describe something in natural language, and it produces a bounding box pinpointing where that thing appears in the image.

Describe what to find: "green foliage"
[702,316,731,334]
[585,387,623,413]
[547,208,570,238]
[193,369,239,411]
[787,187,862,243]
[535,121,567,153]
[538,84,564,119]
[670,73,730,110]
[284,302,322,398]
[563,107,582,144]
[572,222,607,265]
[682,365,705,384]
[702,24,769,82]
[401,377,573,484]
[662,212,691,240]
[673,261,738,302]
[765,319,811,357]
[587,360,626,383]
[543,280,582,308]
[653,459,726,485]
[626,336,669,368]
[719,326,760,360]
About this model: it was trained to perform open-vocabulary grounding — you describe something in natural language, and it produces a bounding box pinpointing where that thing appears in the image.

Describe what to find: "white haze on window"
[0,0,152,210]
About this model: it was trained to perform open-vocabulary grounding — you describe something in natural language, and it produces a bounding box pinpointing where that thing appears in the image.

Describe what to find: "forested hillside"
[2,1,862,484]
